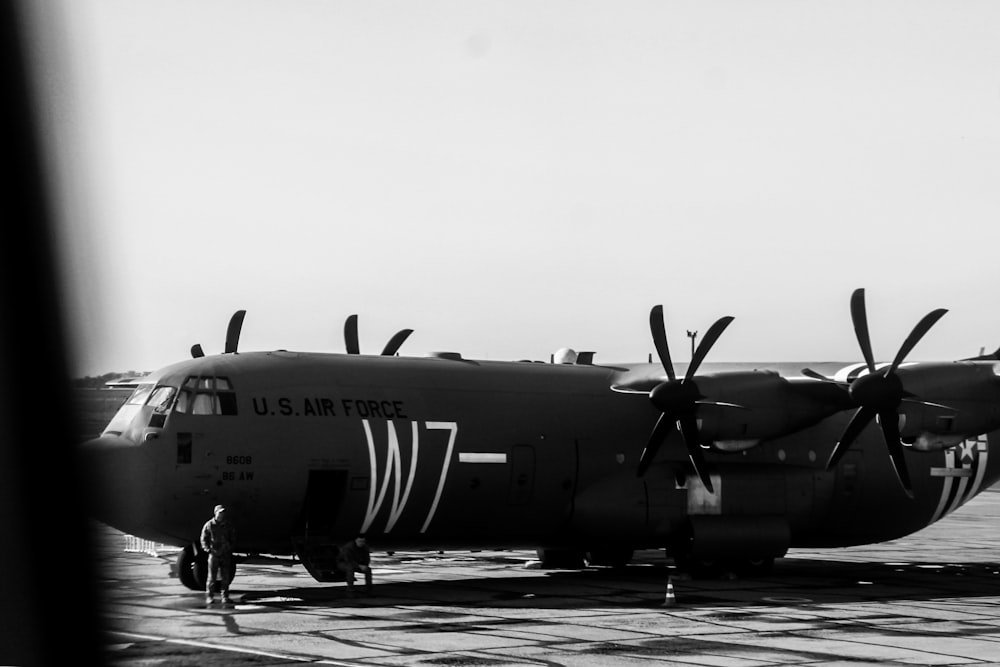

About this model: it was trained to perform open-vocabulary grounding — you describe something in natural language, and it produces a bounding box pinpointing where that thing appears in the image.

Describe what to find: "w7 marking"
[361,420,458,534]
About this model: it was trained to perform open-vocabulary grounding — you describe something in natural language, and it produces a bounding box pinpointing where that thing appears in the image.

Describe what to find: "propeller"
[380,328,414,356]
[805,289,946,498]
[225,310,246,354]
[344,314,360,355]
[343,314,413,356]
[636,305,735,492]
[189,310,246,358]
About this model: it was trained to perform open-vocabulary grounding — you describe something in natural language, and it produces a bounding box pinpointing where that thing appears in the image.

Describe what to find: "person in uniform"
[336,534,373,596]
[200,504,236,604]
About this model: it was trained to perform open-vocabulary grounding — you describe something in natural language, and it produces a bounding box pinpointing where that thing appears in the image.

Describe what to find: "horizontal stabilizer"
[961,346,1000,361]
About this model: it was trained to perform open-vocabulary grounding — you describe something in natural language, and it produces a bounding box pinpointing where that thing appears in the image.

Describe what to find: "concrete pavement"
[97,492,1000,666]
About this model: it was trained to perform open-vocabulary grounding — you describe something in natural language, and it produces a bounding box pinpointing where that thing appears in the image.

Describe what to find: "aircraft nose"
[80,435,154,535]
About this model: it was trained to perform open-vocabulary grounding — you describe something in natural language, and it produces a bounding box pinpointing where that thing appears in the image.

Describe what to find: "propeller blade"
[831,290,946,498]
[381,329,413,356]
[801,367,847,384]
[685,316,734,381]
[649,305,676,382]
[190,344,205,359]
[694,400,748,409]
[224,310,246,354]
[610,383,656,394]
[889,308,948,373]
[850,288,876,373]
[637,413,674,477]
[827,405,876,469]
[344,314,360,355]
[678,414,713,493]
[900,397,958,412]
[879,410,914,499]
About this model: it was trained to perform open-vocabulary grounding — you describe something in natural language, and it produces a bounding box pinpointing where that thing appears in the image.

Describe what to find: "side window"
[126,385,154,406]
[147,386,176,413]
[216,376,237,416]
[218,392,238,415]
[147,386,177,428]
[175,389,192,414]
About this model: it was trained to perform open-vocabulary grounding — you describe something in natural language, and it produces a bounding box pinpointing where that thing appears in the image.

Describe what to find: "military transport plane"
[81,289,1000,588]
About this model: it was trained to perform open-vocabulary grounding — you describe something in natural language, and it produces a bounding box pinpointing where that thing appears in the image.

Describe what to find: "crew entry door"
[300,469,349,539]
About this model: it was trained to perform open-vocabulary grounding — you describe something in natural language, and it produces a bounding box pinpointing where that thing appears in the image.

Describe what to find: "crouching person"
[337,534,373,597]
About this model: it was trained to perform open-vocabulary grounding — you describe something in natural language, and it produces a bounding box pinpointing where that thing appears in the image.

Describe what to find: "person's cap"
[214,504,226,513]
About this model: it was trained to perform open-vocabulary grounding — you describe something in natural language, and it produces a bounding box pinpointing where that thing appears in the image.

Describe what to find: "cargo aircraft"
[82,289,1000,589]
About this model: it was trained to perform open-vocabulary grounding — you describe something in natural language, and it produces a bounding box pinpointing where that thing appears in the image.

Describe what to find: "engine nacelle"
[691,371,849,444]
[709,439,761,452]
[895,362,1000,441]
[909,432,966,452]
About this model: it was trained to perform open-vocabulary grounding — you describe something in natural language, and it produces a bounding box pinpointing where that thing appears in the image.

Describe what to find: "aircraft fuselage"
[83,351,1000,574]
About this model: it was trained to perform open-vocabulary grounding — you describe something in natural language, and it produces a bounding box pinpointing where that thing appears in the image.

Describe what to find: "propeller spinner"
[804,289,946,498]
[637,305,735,492]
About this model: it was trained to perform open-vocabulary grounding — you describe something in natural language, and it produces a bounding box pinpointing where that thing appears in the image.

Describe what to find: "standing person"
[337,534,373,597]
[200,504,236,604]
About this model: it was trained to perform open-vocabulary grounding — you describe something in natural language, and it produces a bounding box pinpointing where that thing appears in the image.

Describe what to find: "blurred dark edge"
[1,1,105,665]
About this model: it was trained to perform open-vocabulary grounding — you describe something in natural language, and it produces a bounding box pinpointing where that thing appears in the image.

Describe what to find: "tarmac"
[97,492,1000,666]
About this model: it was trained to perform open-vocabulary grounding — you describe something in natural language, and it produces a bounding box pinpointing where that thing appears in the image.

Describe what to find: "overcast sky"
[25,1,1000,377]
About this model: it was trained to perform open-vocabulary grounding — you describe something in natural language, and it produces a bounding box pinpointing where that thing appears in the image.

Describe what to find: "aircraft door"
[300,469,349,538]
[293,469,352,583]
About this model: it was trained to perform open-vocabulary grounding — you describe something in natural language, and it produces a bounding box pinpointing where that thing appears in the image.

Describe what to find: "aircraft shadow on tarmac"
[233,556,1000,611]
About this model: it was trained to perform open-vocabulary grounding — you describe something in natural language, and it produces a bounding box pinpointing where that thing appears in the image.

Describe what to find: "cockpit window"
[192,393,217,414]
[103,384,155,436]
[126,385,154,405]
[174,375,238,416]
[147,386,177,413]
